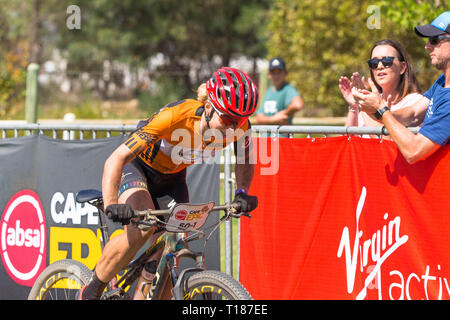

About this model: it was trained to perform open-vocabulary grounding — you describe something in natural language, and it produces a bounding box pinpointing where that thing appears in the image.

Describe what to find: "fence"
[0,122,420,279]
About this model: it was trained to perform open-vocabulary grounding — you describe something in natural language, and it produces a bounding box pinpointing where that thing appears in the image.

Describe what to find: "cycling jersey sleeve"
[123,108,173,156]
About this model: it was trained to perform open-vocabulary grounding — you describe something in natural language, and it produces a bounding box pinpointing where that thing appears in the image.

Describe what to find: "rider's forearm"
[102,158,124,209]
[102,145,135,208]
[234,163,254,192]
[102,161,122,208]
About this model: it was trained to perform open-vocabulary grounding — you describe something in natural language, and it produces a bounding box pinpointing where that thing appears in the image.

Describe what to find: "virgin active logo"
[0,190,47,286]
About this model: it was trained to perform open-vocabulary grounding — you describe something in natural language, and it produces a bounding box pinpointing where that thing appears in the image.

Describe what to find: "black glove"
[105,204,134,225]
[232,191,258,213]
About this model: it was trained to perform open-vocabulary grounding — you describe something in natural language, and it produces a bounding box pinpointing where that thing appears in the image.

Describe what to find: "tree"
[380,0,448,30]
[0,0,30,119]
[44,0,270,108]
[267,0,445,116]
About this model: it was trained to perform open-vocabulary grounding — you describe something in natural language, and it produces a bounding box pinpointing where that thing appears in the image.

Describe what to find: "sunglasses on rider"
[210,103,242,128]
[429,34,450,46]
[367,56,395,70]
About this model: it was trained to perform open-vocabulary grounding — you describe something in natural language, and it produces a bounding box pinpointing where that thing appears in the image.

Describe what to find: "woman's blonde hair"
[197,83,208,104]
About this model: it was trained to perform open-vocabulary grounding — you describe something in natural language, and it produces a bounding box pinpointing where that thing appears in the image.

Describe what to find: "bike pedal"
[101,288,130,300]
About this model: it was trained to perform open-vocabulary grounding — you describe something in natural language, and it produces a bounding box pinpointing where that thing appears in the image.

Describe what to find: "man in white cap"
[353,11,450,164]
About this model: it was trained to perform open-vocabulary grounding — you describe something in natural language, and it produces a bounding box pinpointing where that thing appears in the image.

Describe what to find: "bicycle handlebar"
[132,203,245,218]
[129,202,250,236]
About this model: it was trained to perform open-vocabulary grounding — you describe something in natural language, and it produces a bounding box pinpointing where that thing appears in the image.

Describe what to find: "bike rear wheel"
[183,270,252,300]
[28,259,92,300]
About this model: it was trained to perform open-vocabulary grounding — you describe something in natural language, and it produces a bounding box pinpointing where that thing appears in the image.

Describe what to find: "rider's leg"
[97,187,156,278]
[132,231,164,300]
[133,170,190,300]
[81,187,155,299]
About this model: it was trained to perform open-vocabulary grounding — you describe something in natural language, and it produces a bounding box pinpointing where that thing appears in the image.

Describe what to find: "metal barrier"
[0,123,135,139]
[0,123,420,139]
[0,122,420,278]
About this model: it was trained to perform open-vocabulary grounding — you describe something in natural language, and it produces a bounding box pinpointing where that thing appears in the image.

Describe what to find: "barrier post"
[224,144,234,276]
[25,63,40,123]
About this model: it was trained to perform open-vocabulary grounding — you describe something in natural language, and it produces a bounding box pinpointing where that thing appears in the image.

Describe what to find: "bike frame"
[110,230,206,300]
[85,195,222,300]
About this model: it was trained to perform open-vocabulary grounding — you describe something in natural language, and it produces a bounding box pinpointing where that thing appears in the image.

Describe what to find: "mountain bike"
[27,189,252,300]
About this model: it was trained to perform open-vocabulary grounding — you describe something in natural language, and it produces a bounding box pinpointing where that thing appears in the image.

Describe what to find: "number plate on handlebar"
[165,202,215,232]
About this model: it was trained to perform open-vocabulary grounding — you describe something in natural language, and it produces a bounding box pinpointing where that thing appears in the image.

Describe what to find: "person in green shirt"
[255,57,304,129]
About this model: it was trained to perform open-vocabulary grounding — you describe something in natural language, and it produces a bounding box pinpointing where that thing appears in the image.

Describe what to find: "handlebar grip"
[229,204,251,218]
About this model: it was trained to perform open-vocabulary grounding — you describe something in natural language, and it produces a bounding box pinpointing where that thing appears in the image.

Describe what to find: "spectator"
[339,39,422,136]
[353,11,450,163]
[255,57,304,133]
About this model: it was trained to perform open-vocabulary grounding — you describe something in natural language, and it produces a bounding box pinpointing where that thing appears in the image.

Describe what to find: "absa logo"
[0,190,47,286]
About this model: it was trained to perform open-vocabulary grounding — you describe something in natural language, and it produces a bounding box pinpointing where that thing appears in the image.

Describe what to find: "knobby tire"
[27,259,92,300]
[183,270,252,300]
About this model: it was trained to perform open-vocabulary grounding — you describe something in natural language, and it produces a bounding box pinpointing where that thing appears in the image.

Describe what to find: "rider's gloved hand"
[105,204,134,225]
[232,189,258,214]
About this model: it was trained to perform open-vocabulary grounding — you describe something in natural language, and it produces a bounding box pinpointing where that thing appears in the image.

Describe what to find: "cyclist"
[79,67,259,299]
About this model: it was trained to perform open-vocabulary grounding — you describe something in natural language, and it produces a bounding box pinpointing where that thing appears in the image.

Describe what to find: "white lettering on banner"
[166,128,279,175]
[0,190,47,286]
[6,220,40,248]
[50,192,98,225]
[389,265,450,300]
[337,187,409,299]
[337,187,450,300]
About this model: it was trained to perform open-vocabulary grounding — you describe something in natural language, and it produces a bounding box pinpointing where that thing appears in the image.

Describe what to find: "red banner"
[241,136,450,300]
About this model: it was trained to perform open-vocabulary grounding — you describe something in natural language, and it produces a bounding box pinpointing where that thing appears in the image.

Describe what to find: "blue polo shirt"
[419,74,450,145]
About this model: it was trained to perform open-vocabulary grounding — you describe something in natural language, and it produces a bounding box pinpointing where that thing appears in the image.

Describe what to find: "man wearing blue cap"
[353,12,450,164]
[255,57,304,131]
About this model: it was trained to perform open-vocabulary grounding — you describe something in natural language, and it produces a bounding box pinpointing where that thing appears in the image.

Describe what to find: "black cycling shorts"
[118,158,189,210]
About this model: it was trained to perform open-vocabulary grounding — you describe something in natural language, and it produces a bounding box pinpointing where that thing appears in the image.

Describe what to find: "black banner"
[0,135,220,299]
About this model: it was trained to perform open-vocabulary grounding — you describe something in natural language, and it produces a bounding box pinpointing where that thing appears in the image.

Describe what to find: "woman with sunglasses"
[78,67,259,299]
[339,39,422,135]
[353,11,450,164]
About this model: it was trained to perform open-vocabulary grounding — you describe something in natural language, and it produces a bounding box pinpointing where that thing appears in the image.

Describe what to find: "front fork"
[169,235,206,300]
[144,234,206,300]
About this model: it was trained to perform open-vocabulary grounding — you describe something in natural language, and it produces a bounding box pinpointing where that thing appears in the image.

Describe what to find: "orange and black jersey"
[123,99,251,174]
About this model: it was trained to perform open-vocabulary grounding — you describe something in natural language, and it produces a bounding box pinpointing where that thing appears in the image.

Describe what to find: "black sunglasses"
[429,35,450,46]
[367,56,395,69]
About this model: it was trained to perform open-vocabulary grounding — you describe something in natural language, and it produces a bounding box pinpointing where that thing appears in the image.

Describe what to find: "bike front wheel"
[183,270,252,300]
[28,259,92,300]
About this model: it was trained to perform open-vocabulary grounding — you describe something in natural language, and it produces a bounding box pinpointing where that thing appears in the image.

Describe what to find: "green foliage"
[38,85,105,119]
[0,58,27,119]
[137,75,187,115]
[0,1,29,119]
[267,0,445,116]
[1,0,447,119]
[53,0,270,97]
[1,0,271,119]
[380,0,448,30]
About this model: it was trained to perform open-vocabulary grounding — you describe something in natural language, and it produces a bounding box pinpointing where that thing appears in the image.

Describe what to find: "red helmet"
[206,67,259,127]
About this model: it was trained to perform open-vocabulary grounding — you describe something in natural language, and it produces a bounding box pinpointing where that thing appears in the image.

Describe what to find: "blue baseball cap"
[269,57,286,71]
[415,11,450,37]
